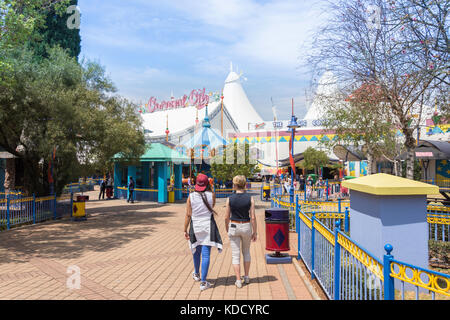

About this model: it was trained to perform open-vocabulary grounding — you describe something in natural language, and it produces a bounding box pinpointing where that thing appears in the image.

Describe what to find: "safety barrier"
[134,188,158,202]
[63,181,95,194]
[263,180,347,203]
[116,184,259,202]
[215,188,234,198]
[274,196,449,242]
[0,194,72,231]
[421,179,450,188]
[276,195,450,300]
[427,205,450,242]
[117,187,159,202]
[272,195,351,233]
[387,252,450,300]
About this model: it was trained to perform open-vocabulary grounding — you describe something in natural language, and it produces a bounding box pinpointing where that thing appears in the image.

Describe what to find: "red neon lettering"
[147,89,208,113]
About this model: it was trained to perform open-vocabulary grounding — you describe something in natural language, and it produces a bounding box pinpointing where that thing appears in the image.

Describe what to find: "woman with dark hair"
[183,174,222,291]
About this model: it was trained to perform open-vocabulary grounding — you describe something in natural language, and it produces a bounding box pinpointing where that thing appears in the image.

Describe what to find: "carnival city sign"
[141,88,213,114]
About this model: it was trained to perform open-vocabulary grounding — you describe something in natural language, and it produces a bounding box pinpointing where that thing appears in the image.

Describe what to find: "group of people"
[183,174,257,291]
[98,176,114,200]
[271,173,343,200]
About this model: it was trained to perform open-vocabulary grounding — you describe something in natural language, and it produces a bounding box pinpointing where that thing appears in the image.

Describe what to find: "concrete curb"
[292,258,322,300]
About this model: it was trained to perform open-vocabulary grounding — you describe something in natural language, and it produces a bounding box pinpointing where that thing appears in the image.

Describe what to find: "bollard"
[295,195,299,234]
[311,211,316,280]
[334,220,341,300]
[344,208,350,233]
[6,195,10,230]
[383,244,395,300]
[70,192,74,218]
[297,196,301,260]
[32,194,36,224]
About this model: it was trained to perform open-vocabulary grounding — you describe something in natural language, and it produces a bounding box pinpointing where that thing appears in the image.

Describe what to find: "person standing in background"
[127,177,135,203]
[99,178,106,200]
[299,174,305,192]
[316,177,325,199]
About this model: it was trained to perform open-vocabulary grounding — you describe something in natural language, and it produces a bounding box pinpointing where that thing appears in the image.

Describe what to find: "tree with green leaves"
[301,147,329,175]
[0,46,145,196]
[1,0,72,87]
[0,1,71,48]
[0,0,145,195]
[210,143,259,184]
[27,0,81,59]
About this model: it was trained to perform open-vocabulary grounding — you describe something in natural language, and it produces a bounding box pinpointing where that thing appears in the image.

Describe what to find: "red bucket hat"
[195,174,209,192]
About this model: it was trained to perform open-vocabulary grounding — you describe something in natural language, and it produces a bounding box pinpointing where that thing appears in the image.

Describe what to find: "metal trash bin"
[265,208,291,264]
[262,186,271,201]
[72,201,87,221]
[168,191,175,203]
[77,195,89,202]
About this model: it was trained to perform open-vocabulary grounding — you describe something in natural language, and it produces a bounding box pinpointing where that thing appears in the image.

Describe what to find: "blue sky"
[78,0,326,121]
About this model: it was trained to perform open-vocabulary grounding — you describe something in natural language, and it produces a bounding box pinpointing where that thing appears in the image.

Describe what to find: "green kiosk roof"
[114,143,190,163]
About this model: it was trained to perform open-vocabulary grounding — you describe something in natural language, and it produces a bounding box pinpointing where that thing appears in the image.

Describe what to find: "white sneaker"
[243,276,250,284]
[200,281,212,291]
[235,280,242,288]
[192,272,201,282]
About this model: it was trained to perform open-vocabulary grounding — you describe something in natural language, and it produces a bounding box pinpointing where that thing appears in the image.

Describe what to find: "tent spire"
[203,105,211,128]
[165,114,169,142]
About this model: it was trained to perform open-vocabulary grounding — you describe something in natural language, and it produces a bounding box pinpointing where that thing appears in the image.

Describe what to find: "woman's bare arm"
[184,197,192,239]
[250,197,257,241]
[224,198,231,233]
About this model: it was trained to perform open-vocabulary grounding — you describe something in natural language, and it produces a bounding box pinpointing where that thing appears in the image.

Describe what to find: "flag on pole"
[289,137,296,177]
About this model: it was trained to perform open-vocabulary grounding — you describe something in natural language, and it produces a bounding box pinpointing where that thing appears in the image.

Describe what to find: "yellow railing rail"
[390,261,450,297]
[36,196,56,202]
[337,233,384,281]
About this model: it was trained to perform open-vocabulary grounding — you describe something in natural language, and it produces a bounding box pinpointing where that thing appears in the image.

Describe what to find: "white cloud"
[79,0,327,121]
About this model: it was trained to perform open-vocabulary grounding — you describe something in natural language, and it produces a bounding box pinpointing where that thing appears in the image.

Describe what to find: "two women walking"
[183,174,257,291]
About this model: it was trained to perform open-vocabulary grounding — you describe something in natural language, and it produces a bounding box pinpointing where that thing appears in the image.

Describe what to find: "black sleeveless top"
[229,193,252,222]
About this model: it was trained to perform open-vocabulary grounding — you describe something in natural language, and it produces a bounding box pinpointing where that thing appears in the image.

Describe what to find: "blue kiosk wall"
[175,164,183,201]
[113,143,190,203]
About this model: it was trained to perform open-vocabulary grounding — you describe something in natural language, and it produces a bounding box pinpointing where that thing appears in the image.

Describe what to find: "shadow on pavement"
[0,201,176,264]
[211,275,278,287]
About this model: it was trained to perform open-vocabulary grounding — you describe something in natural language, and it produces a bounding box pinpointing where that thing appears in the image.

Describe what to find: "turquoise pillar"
[114,162,121,199]
[157,162,168,203]
[152,163,158,189]
[142,162,150,188]
[128,166,137,200]
[175,164,182,200]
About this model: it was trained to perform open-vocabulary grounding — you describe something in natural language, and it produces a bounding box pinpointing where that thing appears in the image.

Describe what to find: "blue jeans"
[318,188,323,199]
[193,245,211,282]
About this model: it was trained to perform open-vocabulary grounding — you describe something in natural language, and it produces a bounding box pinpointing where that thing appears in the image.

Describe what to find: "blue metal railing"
[276,195,450,300]
[0,194,72,231]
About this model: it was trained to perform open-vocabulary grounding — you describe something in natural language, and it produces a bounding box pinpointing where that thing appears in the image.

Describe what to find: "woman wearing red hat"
[183,173,222,291]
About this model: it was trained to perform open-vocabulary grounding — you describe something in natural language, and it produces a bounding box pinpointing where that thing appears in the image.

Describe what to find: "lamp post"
[287,99,299,204]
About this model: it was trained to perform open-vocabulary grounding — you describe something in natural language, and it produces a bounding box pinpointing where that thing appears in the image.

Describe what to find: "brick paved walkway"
[0,191,315,300]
